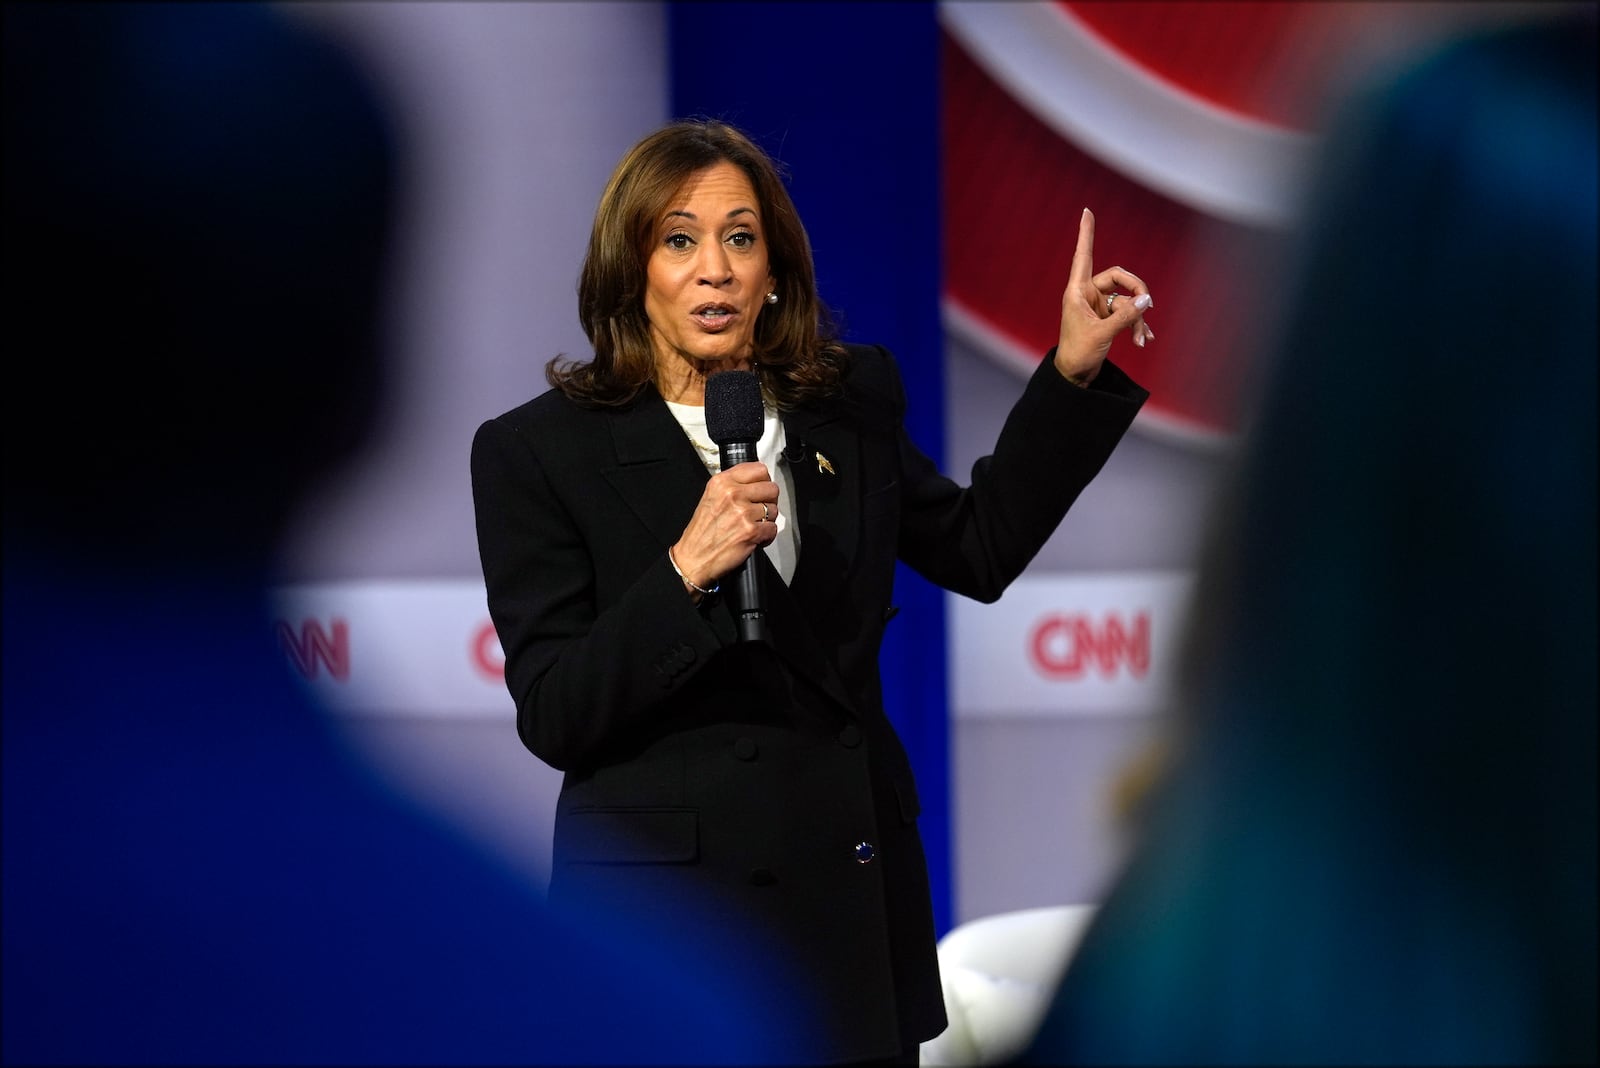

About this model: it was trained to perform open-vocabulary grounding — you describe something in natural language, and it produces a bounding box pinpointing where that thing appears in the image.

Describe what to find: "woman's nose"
[697,242,732,284]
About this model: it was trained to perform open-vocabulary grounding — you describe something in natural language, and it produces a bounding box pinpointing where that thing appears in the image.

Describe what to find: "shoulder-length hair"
[548,119,848,408]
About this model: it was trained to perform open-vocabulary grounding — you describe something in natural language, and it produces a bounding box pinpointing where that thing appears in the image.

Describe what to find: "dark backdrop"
[668,0,951,934]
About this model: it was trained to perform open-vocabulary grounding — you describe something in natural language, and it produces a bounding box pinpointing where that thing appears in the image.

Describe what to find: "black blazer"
[471,342,1147,1063]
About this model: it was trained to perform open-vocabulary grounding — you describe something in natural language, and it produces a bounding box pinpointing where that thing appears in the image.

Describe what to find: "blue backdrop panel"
[667,0,951,934]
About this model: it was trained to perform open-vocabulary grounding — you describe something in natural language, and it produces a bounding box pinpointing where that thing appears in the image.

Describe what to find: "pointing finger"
[1070,207,1096,288]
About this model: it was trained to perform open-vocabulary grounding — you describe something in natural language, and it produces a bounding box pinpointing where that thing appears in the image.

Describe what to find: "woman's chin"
[686,344,754,370]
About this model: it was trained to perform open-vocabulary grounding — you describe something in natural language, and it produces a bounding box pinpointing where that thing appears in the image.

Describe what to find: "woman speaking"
[470,119,1152,1065]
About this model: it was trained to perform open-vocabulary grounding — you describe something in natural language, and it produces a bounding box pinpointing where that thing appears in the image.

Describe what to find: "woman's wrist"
[667,546,718,601]
[1054,351,1099,388]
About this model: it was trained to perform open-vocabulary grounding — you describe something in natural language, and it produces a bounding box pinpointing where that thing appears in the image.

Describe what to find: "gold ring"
[1106,293,1117,312]
[760,502,771,523]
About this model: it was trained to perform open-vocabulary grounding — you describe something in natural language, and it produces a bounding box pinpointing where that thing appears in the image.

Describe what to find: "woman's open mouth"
[691,303,738,330]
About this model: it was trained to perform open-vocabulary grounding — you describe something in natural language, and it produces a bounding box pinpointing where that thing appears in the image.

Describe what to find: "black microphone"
[705,369,768,642]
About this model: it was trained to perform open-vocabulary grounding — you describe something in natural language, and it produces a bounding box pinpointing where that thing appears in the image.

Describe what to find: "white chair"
[919,903,1098,1066]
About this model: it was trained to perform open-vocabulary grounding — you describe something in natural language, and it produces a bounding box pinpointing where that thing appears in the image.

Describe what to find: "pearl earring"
[765,292,778,305]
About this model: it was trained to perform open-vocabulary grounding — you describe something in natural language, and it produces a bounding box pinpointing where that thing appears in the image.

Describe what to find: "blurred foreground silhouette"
[1020,10,1597,1066]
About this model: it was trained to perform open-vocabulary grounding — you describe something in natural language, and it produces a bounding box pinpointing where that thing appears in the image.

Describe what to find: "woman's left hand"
[1054,207,1155,387]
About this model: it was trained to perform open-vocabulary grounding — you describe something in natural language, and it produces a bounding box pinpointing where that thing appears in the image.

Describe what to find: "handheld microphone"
[704,369,767,643]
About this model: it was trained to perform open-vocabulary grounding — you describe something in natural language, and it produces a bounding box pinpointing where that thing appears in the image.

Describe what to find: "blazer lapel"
[600,390,712,547]
[767,403,865,717]
[781,403,861,599]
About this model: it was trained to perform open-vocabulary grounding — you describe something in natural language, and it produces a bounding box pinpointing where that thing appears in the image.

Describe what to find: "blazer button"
[837,724,862,748]
[853,841,876,864]
[749,867,777,887]
[733,737,758,761]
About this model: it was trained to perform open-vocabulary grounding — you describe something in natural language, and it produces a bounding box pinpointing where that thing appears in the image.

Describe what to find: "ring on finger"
[1106,292,1117,312]
[759,502,771,523]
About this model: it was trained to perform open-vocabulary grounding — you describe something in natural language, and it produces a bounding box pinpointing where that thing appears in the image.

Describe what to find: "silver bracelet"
[667,547,718,596]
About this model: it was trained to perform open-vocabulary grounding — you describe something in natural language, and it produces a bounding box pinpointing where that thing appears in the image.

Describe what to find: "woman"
[470,119,1152,1064]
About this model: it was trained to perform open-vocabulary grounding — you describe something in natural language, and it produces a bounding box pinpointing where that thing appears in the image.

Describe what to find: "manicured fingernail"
[1134,333,1145,348]
[1133,293,1153,311]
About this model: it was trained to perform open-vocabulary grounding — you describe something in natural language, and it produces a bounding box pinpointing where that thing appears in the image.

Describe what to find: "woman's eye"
[664,233,693,251]
[728,231,757,249]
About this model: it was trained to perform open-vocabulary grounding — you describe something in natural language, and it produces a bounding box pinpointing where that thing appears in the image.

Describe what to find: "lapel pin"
[816,451,835,476]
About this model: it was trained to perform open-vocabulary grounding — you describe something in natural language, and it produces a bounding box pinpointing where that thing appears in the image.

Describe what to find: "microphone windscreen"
[704,370,764,445]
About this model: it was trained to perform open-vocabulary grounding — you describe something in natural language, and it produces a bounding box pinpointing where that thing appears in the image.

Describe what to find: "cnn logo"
[273,617,506,684]
[1029,611,1150,679]
[277,618,350,681]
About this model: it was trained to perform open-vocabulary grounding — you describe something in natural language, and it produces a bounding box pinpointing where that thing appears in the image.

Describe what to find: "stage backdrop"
[273,0,1502,930]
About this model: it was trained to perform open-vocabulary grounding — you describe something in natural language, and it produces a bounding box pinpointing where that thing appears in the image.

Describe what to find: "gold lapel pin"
[816,451,835,476]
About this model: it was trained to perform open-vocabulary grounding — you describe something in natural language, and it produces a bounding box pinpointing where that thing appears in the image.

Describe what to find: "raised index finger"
[1070,207,1096,287]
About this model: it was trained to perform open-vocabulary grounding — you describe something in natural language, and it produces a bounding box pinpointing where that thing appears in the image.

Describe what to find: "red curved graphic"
[943,31,1270,437]
[943,1,1465,439]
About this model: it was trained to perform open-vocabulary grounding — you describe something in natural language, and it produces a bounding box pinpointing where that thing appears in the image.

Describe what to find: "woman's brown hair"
[548,119,847,408]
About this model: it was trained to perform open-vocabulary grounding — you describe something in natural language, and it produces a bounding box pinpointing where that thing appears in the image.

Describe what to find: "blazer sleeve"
[890,346,1148,601]
[470,412,734,771]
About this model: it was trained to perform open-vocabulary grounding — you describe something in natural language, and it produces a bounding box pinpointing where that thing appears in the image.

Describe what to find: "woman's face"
[643,160,775,378]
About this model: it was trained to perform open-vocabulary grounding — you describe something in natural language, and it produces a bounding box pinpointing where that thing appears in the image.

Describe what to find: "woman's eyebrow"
[664,206,757,221]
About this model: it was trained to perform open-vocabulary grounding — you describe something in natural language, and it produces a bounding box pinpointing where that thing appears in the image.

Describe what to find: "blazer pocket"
[563,807,698,864]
